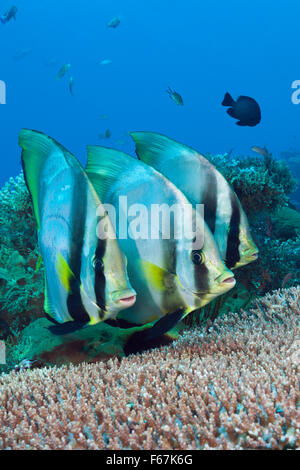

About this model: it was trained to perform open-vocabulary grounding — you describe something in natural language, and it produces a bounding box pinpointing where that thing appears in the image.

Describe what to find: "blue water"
[0,0,300,191]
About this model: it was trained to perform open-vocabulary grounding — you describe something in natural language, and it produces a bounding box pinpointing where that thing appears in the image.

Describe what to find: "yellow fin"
[139,259,170,292]
[56,253,75,292]
[180,306,194,319]
[88,317,100,326]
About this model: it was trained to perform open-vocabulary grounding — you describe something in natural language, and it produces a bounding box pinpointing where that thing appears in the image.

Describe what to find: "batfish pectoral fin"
[138,259,171,292]
[55,253,75,292]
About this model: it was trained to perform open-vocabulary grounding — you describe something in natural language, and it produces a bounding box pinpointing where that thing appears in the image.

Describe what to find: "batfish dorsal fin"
[86,146,138,200]
[19,129,84,229]
[130,131,196,169]
[19,129,64,229]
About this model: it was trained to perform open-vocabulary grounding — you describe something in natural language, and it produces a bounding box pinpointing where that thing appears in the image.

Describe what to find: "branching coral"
[0,287,299,450]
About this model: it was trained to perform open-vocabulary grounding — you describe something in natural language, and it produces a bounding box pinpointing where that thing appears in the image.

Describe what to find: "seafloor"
[0,287,299,450]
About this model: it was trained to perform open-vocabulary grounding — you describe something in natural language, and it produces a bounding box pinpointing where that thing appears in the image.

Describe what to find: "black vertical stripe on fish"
[94,227,107,318]
[193,250,209,293]
[225,194,241,269]
[201,171,217,234]
[161,234,177,314]
[66,177,90,323]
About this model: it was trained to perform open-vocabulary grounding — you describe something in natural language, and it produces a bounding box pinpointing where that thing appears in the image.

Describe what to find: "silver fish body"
[19,130,136,330]
[86,147,235,325]
[131,132,258,270]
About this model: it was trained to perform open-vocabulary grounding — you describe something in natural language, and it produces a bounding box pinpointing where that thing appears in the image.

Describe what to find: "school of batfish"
[19,129,258,339]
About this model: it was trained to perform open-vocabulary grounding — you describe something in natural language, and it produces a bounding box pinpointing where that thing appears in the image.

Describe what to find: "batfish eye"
[93,258,104,272]
[191,250,204,265]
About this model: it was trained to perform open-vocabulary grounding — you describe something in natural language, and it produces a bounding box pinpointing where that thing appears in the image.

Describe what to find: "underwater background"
[0,0,299,451]
[0,1,300,199]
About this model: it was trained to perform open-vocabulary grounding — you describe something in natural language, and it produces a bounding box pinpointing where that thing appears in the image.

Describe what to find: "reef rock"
[13,318,182,368]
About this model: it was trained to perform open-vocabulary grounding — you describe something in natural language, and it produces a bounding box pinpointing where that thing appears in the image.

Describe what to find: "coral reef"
[207,152,297,214]
[270,206,300,240]
[0,173,44,339]
[184,283,254,328]
[280,150,300,210]
[0,287,299,450]
[204,152,299,297]
[237,233,300,294]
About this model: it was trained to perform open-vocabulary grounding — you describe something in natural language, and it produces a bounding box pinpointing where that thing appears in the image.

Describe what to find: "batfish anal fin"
[124,309,186,355]
[48,321,87,335]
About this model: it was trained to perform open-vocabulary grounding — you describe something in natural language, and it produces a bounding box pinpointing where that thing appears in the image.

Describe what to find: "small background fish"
[251,146,269,157]
[108,17,121,28]
[222,92,261,127]
[13,48,32,61]
[57,63,71,79]
[0,5,17,24]
[166,86,184,106]
[69,76,74,96]
[99,59,112,66]
[98,129,111,139]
